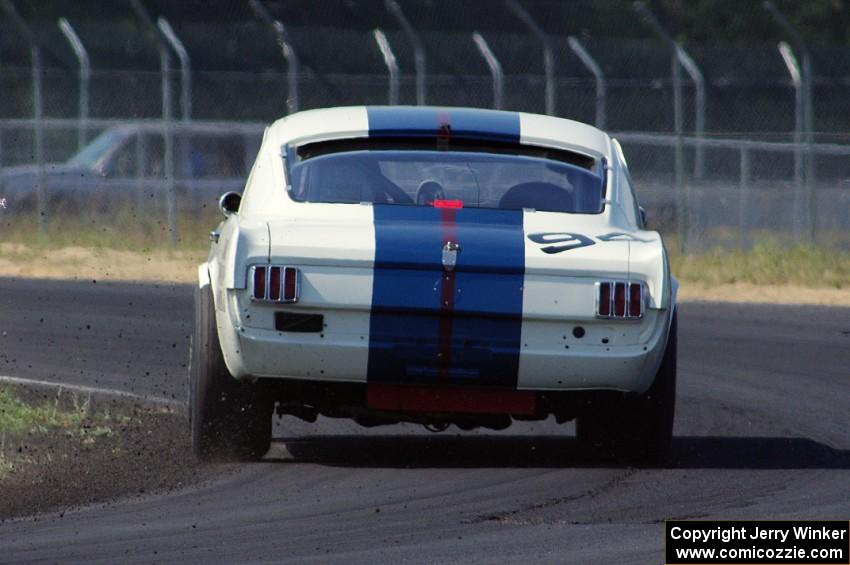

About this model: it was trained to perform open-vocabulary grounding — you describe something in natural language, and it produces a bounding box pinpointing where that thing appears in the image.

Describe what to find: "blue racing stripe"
[367,205,525,388]
[366,107,521,144]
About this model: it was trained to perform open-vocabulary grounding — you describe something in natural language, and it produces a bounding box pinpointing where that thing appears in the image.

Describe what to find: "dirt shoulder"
[677,282,850,306]
[0,384,219,521]
[1,243,849,306]
[0,243,204,283]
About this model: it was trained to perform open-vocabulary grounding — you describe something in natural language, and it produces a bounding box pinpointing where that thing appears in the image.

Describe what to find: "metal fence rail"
[1,116,848,252]
[615,132,850,249]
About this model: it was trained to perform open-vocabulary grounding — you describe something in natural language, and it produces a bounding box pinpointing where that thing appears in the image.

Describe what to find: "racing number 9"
[527,232,596,254]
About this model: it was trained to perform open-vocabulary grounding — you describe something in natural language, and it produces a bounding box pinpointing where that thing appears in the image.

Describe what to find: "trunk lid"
[266,203,631,389]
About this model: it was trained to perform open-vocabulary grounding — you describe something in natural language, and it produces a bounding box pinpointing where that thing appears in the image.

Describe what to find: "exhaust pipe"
[275,402,318,423]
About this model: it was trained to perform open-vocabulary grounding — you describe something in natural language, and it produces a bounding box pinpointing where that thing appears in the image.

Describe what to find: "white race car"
[191,106,677,462]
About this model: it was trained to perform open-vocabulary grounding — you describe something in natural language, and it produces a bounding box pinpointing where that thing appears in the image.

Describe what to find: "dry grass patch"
[0,243,203,283]
[0,208,209,282]
[670,242,850,289]
[3,211,850,304]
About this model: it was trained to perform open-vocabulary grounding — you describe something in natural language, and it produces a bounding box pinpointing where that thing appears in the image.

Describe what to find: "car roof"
[268,106,611,160]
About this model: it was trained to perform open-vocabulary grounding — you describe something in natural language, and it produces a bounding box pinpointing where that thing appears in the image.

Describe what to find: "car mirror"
[639,206,648,228]
[219,191,242,217]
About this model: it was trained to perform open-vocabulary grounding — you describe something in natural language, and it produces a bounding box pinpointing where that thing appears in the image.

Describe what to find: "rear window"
[284,141,604,214]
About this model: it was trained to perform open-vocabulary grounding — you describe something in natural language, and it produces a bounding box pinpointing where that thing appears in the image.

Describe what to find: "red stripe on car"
[438,207,457,382]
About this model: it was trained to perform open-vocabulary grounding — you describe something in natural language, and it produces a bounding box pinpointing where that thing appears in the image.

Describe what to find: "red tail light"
[613,282,626,317]
[251,265,299,303]
[598,282,611,317]
[596,281,644,319]
[283,267,298,302]
[253,266,266,300]
[268,267,281,300]
[629,282,642,317]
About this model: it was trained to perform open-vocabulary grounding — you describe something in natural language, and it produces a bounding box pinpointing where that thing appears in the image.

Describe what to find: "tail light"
[268,267,281,300]
[250,265,300,303]
[596,281,644,319]
[283,266,298,302]
[598,282,611,317]
[613,282,626,317]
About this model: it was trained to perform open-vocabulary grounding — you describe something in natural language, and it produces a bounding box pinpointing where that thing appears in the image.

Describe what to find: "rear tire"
[190,283,272,462]
[576,312,677,463]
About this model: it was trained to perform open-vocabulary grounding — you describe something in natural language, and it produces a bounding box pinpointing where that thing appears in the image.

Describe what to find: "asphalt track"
[0,277,848,564]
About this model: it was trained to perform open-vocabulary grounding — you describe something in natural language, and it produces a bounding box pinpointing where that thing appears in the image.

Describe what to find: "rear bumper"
[515,311,670,394]
[219,303,672,397]
[242,378,648,424]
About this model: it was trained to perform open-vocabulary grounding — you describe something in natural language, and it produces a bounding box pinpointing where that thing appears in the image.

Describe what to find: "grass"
[3,208,850,289]
[0,206,216,253]
[0,207,211,281]
[669,241,850,288]
[0,387,85,476]
[0,387,85,435]
[0,387,138,477]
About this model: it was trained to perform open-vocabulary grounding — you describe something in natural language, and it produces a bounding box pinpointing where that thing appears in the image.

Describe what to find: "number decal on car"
[527,232,595,254]
[596,232,652,243]
[527,231,651,253]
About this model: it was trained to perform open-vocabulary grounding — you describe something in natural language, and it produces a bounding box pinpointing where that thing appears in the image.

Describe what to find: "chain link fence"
[2,2,850,250]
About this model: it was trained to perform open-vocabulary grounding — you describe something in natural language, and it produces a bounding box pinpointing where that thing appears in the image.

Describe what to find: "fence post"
[633,3,706,182]
[777,41,804,238]
[472,32,504,110]
[567,36,606,129]
[129,0,177,246]
[157,18,191,122]
[675,47,705,180]
[249,0,299,114]
[672,54,687,252]
[633,1,688,252]
[373,29,399,105]
[1,0,46,231]
[505,0,554,115]
[765,1,815,242]
[32,46,45,230]
[803,50,815,242]
[58,18,90,151]
[739,147,750,246]
[385,0,426,105]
